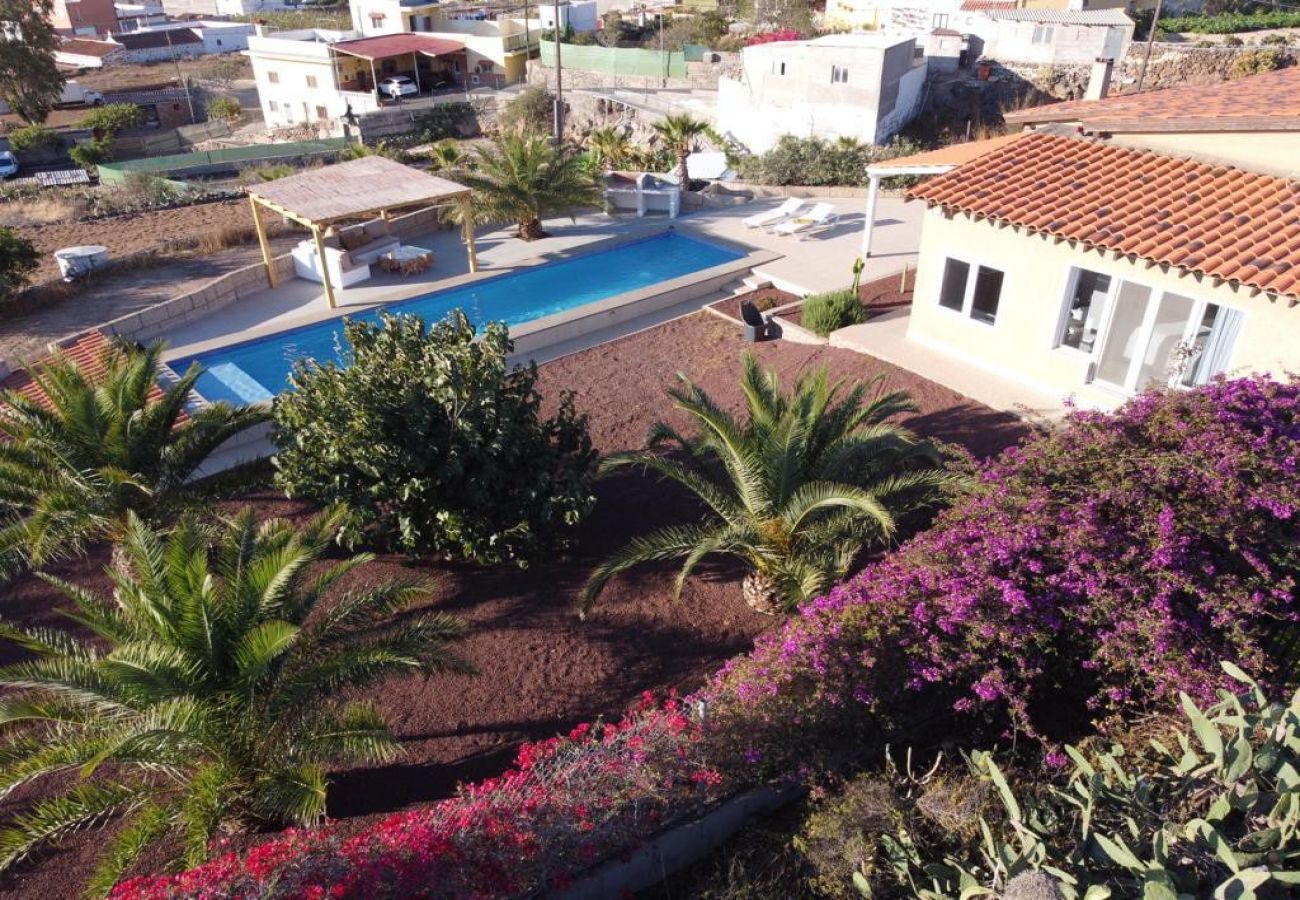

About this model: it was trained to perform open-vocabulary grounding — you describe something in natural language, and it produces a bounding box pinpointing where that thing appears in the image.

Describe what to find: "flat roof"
[248,156,470,225]
[987,8,1132,24]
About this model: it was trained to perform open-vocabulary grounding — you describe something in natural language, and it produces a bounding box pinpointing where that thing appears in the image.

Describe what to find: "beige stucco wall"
[1107,131,1300,180]
[905,207,1300,410]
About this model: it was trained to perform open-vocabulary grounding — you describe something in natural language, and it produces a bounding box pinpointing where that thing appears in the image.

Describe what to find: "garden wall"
[528,50,737,93]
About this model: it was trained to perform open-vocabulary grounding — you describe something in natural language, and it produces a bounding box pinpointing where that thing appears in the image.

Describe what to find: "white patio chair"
[772,202,840,240]
[743,197,805,230]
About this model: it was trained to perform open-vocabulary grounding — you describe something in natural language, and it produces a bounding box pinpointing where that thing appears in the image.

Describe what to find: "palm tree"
[585,125,630,170]
[427,138,469,173]
[651,113,712,188]
[457,132,602,240]
[580,356,955,615]
[0,508,472,896]
[0,340,269,578]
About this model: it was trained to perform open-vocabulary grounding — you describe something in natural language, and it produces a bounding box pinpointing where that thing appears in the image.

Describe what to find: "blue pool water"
[172,231,742,405]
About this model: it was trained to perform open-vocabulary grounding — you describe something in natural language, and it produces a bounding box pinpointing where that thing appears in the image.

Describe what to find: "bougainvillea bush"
[112,694,725,900]
[110,376,1300,898]
[714,375,1300,749]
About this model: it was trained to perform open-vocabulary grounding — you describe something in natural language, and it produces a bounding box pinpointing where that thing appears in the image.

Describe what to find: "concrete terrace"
[160,195,924,360]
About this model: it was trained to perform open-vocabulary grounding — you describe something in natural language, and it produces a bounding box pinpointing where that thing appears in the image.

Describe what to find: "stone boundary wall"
[1001,42,1297,100]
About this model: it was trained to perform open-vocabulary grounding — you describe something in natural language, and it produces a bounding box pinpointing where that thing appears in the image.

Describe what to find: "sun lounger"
[772,203,839,239]
[743,197,805,230]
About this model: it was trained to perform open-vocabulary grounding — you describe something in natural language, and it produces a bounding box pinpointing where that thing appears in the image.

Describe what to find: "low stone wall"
[1000,42,1297,101]
[92,208,452,344]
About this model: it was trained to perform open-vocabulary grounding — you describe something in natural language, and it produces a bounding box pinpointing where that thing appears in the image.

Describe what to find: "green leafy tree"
[651,113,713,187]
[78,103,144,137]
[0,508,472,895]
[581,356,954,615]
[0,227,39,303]
[5,123,60,156]
[69,138,112,170]
[273,311,597,565]
[204,94,242,121]
[0,341,269,577]
[585,125,631,169]
[0,0,65,123]
[457,132,601,240]
[499,85,556,135]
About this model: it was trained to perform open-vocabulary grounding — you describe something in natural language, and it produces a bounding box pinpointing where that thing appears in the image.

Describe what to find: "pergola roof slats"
[247,155,470,226]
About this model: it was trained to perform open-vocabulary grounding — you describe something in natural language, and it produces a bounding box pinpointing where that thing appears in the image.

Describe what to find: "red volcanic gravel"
[0,312,1027,898]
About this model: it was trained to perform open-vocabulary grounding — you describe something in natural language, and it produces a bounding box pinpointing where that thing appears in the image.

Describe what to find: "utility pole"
[166,29,196,122]
[1136,0,1163,93]
[552,0,563,141]
[659,10,665,88]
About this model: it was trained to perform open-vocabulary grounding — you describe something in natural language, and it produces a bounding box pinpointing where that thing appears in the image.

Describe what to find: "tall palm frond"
[581,355,960,615]
[0,341,269,577]
[455,132,602,240]
[585,125,631,169]
[651,113,713,187]
[0,508,473,895]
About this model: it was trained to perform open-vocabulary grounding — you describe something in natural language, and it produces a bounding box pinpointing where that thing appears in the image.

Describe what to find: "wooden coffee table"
[380,245,434,276]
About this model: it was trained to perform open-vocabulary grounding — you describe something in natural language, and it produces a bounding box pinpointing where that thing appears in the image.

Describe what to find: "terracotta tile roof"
[907,132,1300,300]
[1005,65,1300,132]
[1,331,185,423]
[58,37,124,58]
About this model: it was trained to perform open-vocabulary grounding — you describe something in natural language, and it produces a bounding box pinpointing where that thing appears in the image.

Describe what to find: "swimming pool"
[171,231,744,405]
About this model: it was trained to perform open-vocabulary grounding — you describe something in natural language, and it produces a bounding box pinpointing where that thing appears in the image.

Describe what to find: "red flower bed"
[113,694,724,900]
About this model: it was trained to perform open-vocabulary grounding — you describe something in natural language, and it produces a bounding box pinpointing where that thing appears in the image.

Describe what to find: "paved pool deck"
[160,196,923,357]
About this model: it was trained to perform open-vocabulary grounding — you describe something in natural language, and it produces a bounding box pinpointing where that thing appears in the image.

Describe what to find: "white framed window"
[1072,272,1246,393]
[772,60,786,75]
[936,257,1004,325]
[831,65,849,84]
[1056,267,1112,353]
[306,74,318,87]
[268,100,279,111]
[1031,25,1054,44]
[267,70,279,83]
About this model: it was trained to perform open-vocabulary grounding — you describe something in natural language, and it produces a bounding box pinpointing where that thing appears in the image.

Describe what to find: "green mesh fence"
[538,41,686,79]
[97,137,351,184]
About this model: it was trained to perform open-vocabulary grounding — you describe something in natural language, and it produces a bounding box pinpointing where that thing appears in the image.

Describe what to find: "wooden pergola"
[247,155,477,309]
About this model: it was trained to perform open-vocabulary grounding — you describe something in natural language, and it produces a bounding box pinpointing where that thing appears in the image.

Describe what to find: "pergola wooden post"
[458,194,478,273]
[245,156,478,311]
[249,195,277,288]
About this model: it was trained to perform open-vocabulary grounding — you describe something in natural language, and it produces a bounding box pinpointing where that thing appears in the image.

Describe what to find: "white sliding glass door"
[1094,282,1152,389]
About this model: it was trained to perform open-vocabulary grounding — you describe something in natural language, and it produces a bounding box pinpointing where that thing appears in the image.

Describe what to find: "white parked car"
[0,151,17,179]
[378,75,418,99]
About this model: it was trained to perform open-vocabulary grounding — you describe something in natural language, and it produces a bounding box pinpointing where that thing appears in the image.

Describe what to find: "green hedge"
[1160,10,1300,33]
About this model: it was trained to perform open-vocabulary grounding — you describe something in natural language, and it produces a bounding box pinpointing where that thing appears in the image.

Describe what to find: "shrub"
[1159,9,1300,33]
[237,161,295,184]
[6,123,60,155]
[734,135,926,188]
[273,311,597,565]
[499,85,556,135]
[801,288,867,336]
[830,663,1300,898]
[417,100,474,142]
[78,102,144,136]
[713,376,1300,749]
[0,226,39,302]
[110,693,724,900]
[68,136,112,169]
[204,94,242,121]
[0,509,472,895]
[1231,46,1286,76]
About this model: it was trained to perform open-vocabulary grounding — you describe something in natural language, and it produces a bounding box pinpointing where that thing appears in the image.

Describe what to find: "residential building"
[967,7,1131,65]
[50,0,119,36]
[115,1,168,31]
[246,27,369,128]
[160,0,295,15]
[885,128,1300,410]
[121,20,255,55]
[716,34,927,153]
[1005,66,1300,179]
[55,35,126,66]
